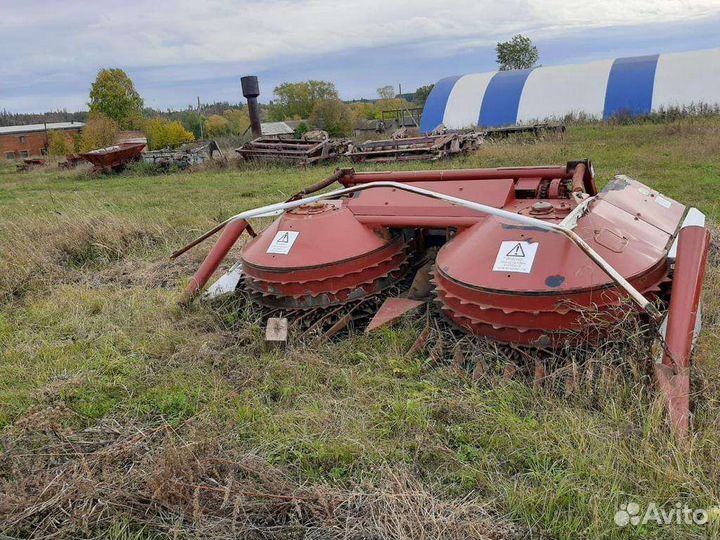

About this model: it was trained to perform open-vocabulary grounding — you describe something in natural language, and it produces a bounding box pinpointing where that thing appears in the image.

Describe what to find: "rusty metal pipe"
[172,222,229,260]
[183,219,252,301]
[287,168,352,201]
[171,221,255,260]
[654,224,711,437]
[571,163,587,193]
[241,76,262,138]
[343,166,574,185]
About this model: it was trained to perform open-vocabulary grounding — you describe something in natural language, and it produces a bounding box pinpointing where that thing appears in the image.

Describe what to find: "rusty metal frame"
[347,132,482,163]
[236,136,350,166]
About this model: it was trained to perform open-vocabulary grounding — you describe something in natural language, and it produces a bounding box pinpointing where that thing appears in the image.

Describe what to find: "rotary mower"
[173,161,710,437]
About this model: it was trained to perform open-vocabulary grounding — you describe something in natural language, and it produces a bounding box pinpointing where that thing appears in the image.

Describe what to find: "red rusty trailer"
[175,162,710,437]
[80,142,145,173]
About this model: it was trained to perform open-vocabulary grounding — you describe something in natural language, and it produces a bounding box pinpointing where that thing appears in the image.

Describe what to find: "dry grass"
[0,207,168,303]
[0,417,517,540]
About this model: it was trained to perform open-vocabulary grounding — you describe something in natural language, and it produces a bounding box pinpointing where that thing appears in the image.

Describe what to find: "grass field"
[1,118,720,539]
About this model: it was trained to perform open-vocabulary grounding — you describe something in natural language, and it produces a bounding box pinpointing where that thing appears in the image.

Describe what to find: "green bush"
[350,102,378,124]
[47,131,72,156]
[294,121,310,139]
[78,113,119,152]
[309,99,352,137]
[144,118,195,150]
[268,80,339,120]
[222,109,250,136]
[204,115,231,138]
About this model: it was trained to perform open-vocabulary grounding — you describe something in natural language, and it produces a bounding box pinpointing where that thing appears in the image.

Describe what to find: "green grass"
[1,118,720,539]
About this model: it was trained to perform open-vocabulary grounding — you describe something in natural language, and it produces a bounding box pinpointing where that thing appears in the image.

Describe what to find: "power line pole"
[197,96,204,140]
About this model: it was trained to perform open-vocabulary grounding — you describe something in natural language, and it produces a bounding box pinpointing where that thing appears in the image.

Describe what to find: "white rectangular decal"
[655,196,672,209]
[266,230,299,255]
[492,241,539,274]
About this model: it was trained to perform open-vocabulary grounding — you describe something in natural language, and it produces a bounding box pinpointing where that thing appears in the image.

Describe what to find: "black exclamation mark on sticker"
[506,243,525,257]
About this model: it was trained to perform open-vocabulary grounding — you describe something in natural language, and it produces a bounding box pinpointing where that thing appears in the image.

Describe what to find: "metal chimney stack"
[241,76,262,138]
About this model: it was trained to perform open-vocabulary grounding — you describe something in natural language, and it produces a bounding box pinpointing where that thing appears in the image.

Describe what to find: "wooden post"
[265,317,288,350]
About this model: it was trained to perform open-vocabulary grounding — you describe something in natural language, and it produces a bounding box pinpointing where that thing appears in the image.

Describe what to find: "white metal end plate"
[204,262,243,299]
[668,207,706,261]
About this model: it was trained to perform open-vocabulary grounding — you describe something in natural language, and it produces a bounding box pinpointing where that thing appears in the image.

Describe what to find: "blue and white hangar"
[420,48,720,132]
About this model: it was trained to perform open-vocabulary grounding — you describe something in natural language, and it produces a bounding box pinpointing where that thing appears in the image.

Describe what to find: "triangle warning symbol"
[278,232,289,243]
[506,243,525,257]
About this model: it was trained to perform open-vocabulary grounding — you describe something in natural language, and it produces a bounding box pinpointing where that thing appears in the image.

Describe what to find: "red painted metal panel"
[435,202,673,295]
[346,179,515,218]
[241,203,394,270]
[599,176,686,235]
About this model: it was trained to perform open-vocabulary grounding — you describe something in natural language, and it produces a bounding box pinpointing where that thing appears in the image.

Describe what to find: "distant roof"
[260,122,294,136]
[116,130,147,146]
[0,122,85,135]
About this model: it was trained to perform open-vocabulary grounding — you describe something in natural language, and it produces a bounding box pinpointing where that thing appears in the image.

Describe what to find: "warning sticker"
[492,241,539,274]
[655,196,672,209]
[266,230,299,254]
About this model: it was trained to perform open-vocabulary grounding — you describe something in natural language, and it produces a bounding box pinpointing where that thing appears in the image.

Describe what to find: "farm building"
[0,122,85,160]
[420,48,720,132]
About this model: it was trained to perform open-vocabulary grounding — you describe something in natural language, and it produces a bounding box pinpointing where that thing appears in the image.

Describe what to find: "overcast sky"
[2,0,720,113]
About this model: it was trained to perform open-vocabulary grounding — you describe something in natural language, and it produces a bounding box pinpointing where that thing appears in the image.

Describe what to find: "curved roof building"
[420,48,720,132]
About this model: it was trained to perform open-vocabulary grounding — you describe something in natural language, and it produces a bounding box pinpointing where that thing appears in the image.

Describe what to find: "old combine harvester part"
[175,162,710,437]
[58,154,84,169]
[80,142,146,174]
[142,141,223,170]
[15,157,47,172]
[236,131,350,166]
[347,131,483,163]
[482,123,566,139]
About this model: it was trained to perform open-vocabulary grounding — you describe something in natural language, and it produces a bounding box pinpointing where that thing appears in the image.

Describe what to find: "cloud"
[1,0,719,111]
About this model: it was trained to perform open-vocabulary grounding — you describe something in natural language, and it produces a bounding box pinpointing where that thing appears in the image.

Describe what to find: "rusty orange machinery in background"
[174,161,710,437]
[80,142,145,173]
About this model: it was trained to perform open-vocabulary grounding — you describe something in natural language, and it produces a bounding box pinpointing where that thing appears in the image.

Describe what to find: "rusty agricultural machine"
[347,131,483,163]
[174,161,710,437]
[236,131,350,166]
[15,157,47,172]
[80,143,146,174]
[481,123,566,139]
[143,141,223,170]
